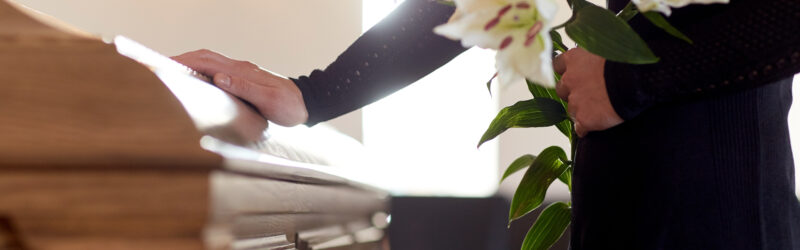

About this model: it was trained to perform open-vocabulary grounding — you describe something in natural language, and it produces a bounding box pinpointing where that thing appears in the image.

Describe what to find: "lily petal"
[434,8,509,49]
[434,0,558,88]
[634,0,729,16]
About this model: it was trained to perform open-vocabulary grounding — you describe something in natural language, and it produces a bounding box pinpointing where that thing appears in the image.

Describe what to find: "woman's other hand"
[172,49,308,126]
[553,48,623,137]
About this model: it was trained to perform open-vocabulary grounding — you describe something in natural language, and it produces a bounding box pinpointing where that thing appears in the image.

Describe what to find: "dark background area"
[389,196,570,250]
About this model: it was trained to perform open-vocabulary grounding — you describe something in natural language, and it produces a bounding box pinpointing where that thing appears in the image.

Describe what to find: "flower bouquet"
[432,0,727,249]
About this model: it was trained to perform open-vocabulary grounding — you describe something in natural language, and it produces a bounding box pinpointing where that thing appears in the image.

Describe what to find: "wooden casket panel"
[0,1,390,250]
[0,170,210,250]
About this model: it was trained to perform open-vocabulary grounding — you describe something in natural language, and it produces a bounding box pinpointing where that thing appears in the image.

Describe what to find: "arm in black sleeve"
[604,0,800,120]
[291,0,467,126]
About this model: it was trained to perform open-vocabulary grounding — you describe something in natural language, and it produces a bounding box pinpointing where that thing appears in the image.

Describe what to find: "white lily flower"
[434,0,559,87]
[633,0,729,16]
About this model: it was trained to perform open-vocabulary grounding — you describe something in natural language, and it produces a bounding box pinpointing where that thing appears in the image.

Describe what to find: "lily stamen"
[525,21,543,47]
[500,36,514,50]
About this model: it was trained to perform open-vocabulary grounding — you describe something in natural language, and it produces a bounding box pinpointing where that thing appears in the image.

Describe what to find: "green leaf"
[550,31,568,53]
[478,99,567,147]
[521,202,572,250]
[526,80,565,107]
[556,120,574,143]
[642,11,693,44]
[558,167,572,192]
[616,1,639,22]
[565,2,659,64]
[486,73,498,96]
[436,0,455,7]
[525,80,572,141]
[501,154,536,184]
[570,0,589,10]
[509,146,569,222]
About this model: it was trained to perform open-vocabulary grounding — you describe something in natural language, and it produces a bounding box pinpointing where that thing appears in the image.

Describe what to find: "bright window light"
[361,0,499,196]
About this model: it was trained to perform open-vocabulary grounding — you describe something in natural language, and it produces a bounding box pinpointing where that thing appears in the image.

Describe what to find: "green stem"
[569,125,578,192]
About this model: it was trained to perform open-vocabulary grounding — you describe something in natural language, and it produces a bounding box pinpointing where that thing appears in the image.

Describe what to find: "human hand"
[172,49,308,127]
[553,48,623,137]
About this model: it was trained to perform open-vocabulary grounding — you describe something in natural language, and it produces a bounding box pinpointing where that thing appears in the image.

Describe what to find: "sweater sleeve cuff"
[290,72,324,127]
[603,60,655,121]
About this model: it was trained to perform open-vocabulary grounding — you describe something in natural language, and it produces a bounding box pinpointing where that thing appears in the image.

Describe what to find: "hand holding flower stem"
[553,48,623,137]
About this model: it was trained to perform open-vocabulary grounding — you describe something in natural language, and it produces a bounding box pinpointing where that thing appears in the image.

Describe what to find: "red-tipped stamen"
[527,21,543,38]
[500,36,513,50]
[498,4,513,17]
[516,2,531,9]
[484,17,501,31]
[524,21,543,47]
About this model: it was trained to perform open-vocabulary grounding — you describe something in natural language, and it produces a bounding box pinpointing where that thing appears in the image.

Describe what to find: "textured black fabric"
[290,0,800,249]
[291,0,465,126]
[571,78,799,250]
[604,0,800,120]
[570,0,800,249]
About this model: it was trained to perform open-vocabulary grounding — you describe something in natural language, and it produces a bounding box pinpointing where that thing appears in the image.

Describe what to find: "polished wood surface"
[0,170,210,250]
[0,1,389,249]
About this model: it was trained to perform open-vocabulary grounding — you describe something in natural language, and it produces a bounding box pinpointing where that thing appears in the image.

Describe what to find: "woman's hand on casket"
[172,49,308,127]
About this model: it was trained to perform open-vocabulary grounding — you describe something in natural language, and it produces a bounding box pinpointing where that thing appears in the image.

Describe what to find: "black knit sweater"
[291,0,800,248]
